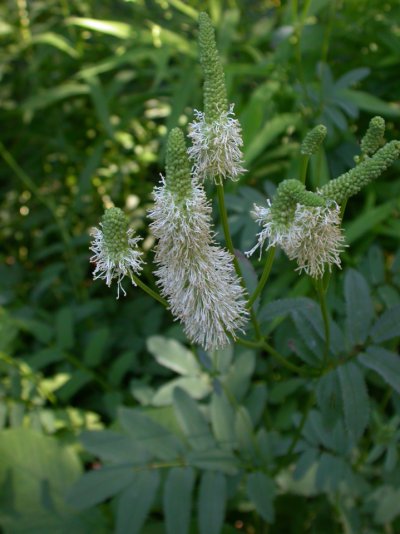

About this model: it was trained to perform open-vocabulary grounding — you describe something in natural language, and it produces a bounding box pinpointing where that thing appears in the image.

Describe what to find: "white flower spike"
[149,128,248,350]
[90,207,144,298]
[188,105,245,182]
[247,179,346,279]
[188,13,245,183]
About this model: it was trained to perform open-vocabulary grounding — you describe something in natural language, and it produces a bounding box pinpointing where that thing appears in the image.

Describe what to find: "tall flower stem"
[130,274,168,308]
[247,247,275,309]
[216,183,261,340]
[315,277,330,367]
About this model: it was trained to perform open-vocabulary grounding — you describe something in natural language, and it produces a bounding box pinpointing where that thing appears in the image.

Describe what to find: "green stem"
[236,337,315,377]
[247,247,275,309]
[340,198,348,220]
[216,183,238,273]
[216,182,261,340]
[262,339,314,377]
[130,273,168,308]
[299,154,309,185]
[316,277,330,367]
[286,391,315,457]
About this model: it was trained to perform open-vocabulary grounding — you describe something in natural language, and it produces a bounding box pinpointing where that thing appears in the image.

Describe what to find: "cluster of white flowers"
[188,105,245,182]
[148,176,248,351]
[247,200,347,278]
[89,208,144,299]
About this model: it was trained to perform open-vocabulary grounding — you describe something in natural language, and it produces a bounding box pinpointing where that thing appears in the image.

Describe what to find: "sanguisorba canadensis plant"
[81,11,400,533]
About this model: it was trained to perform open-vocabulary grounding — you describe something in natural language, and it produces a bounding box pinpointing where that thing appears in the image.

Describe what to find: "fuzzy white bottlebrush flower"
[188,105,246,183]
[149,128,248,351]
[247,181,347,278]
[90,207,144,298]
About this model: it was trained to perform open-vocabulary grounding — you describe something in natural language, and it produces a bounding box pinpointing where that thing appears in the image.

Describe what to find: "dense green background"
[1,0,400,532]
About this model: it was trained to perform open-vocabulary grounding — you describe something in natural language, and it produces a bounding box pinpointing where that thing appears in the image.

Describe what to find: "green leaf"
[198,472,226,534]
[210,391,236,450]
[344,269,373,347]
[116,471,160,534]
[85,75,114,138]
[246,472,275,523]
[338,362,369,443]
[334,67,370,89]
[359,346,400,395]
[80,430,147,464]
[367,245,385,285]
[245,384,268,426]
[315,453,355,493]
[210,344,233,374]
[316,370,342,422]
[0,428,105,533]
[22,83,90,113]
[187,449,238,475]
[84,328,109,367]
[173,388,215,451]
[244,113,300,166]
[370,305,400,343]
[344,201,395,244]
[235,406,256,459]
[28,32,79,58]
[338,89,400,117]
[152,376,211,406]
[163,468,195,534]
[66,17,133,38]
[224,350,255,401]
[147,336,200,375]
[118,407,184,460]
[368,486,400,524]
[57,370,92,402]
[67,465,134,510]
[259,297,314,322]
[56,307,74,350]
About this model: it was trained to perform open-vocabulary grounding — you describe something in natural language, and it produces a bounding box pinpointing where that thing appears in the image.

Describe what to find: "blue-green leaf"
[173,388,215,451]
[116,471,160,534]
[198,472,226,534]
[210,391,236,450]
[80,430,147,464]
[370,305,400,343]
[359,346,400,395]
[147,336,200,376]
[118,407,184,460]
[67,465,134,510]
[344,269,373,347]
[338,362,369,443]
[163,468,195,534]
[187,449,238,475]
[246,471,275,523]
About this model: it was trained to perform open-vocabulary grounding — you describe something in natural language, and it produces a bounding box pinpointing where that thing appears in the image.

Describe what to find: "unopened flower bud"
[360,116,385,156]
[300,124,327,156]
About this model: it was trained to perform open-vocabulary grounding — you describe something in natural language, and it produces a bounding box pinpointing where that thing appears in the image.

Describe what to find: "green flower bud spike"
[300,124,327,156]
[198,11,228,121]
[188,12,245,182]
[320,140,400,204]
[360,116,385,157]
[90,207,144,298]
[165,128,192,202]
